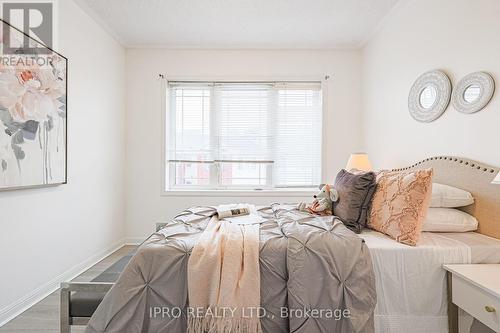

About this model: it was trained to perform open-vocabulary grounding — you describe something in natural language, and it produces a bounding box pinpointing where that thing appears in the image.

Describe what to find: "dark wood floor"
[0,245,136,333]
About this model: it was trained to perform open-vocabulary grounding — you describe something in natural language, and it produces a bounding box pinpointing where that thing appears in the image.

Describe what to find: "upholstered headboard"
[392,156,500,240]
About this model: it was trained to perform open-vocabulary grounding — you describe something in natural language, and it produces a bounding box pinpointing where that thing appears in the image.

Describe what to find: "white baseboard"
[0,238,127,328]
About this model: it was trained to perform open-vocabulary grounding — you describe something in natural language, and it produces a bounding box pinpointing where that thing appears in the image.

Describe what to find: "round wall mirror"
[408,70,451,122]
[463,84,481,103]
[419,86,437,109]
[452,72,495,114]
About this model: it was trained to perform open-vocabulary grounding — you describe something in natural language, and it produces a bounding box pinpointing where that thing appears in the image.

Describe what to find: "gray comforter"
[86,204,376,333]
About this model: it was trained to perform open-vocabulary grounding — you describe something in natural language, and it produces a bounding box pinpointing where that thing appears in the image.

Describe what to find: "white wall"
[125,49,362,239]
[362,0,500,169]
[10,0,499,318]
[0,0,125,322]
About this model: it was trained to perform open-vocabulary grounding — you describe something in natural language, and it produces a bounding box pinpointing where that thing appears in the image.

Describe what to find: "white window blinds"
[167,81,323,190]
[275,85,322,187]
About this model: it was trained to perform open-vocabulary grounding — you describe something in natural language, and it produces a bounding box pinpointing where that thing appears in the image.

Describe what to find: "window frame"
[161,76,329,196]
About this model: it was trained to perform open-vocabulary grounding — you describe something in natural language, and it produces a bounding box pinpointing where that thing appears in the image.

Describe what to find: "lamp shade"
[492,171,500,184]
[346,153,372,172]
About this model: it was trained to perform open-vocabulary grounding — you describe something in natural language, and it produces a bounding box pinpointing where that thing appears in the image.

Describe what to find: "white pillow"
[422,208,478,232]
[430,183,474,208]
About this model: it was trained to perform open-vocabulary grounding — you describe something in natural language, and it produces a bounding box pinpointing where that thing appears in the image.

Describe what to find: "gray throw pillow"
[333,169,377,233]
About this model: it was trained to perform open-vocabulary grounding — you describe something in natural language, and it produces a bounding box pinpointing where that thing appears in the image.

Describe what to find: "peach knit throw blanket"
[187,209,262,333]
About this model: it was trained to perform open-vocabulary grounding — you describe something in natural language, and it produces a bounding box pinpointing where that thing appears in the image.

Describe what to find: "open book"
[216,204,266,225]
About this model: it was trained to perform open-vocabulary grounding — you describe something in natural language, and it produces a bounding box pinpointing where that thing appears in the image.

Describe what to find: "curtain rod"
[158,74,330,82]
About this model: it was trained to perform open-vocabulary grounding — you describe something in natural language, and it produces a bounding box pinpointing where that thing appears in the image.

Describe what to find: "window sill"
[162,188,316,197]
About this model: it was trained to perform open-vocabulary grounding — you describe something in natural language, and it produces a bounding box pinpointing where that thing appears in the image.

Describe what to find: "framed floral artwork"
[0,19,67,190]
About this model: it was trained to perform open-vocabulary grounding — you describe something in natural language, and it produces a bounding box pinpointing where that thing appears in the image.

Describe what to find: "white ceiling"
[74,0,400,49]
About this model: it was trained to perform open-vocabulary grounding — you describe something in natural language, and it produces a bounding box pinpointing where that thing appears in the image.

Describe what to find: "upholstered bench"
[60,252,134,333]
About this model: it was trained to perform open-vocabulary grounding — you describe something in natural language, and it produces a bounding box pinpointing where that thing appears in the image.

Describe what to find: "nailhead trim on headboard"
[390,156,500,240]
[391,156,497,174]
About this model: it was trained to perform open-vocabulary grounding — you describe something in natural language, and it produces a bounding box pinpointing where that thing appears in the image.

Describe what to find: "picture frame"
[0,18,68,191]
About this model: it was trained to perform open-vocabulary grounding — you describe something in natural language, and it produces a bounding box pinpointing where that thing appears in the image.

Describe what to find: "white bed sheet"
[361,230,500,333]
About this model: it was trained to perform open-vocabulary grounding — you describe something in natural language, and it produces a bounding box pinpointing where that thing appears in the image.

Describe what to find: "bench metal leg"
[447,271,459,333]
[60,287,71,333]
[59,282,114,332]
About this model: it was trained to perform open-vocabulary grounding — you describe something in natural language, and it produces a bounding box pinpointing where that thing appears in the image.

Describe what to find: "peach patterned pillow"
[367,169,434,246]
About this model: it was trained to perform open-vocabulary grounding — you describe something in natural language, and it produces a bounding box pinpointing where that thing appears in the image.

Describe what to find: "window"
[166,81,323,191]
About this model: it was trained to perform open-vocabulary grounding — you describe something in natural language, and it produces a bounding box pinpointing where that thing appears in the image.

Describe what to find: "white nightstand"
[444,264,500,333]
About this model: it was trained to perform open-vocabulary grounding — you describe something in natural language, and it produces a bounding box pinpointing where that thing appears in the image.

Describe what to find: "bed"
[85,204,377,333]
[85,156,500,333]
[371,155,500,333]
[362,230,500,332]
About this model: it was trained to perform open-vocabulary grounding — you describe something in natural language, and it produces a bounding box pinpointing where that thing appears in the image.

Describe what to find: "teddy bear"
[298,184,339,215]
